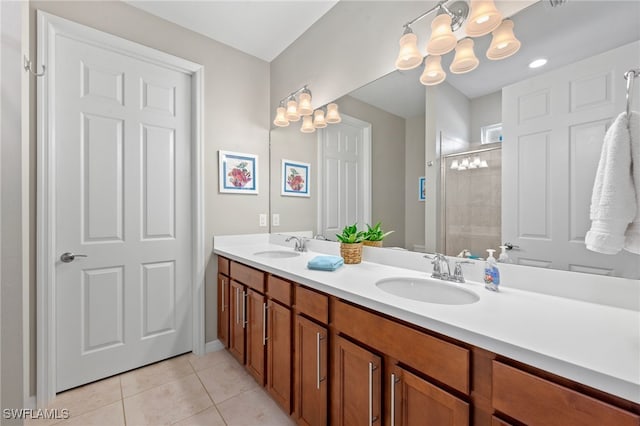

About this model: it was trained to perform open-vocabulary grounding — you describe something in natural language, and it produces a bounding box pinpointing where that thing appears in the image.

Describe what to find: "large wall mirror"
[270,0,640,279]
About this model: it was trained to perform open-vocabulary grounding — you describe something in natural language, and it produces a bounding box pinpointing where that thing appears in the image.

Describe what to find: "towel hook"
[625,68,640,118]
[23,56,45,77]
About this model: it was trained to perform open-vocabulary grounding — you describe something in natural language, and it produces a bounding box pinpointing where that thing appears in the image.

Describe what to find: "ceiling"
[349,0,640,118]
[125,0,339,62]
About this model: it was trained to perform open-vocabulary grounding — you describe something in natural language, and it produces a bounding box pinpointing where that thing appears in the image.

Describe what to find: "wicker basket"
[363,240,383,248]
[340,242,363,264]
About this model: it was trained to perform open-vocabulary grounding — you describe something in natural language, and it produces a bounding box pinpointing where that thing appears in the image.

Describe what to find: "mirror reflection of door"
[317,114,371,240]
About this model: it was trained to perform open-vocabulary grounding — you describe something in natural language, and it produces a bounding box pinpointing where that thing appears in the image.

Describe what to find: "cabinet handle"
[221,279,225,312]
[369,362,379,425]
[262,302,268,346]
[235,287,240,324]
[390,373,399,426]
[316,332,326,389]
[242,291,247,329]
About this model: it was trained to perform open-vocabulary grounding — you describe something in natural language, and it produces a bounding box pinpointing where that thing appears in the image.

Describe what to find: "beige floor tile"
[50,401,125,426]
[217,388,295,426]
[196,357,258,404]
[35,376,122,424]
[123,373,212,426]
[172,406,226,426]
[120,354,194,398]
[187,348,235,372]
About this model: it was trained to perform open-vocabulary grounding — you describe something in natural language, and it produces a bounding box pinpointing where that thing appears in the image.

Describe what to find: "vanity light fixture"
[395,0,521,86]
[451,156,488,170]
[273,86,343,132]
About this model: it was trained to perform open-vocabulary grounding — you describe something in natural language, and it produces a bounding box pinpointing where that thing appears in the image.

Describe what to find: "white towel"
[585,111,639,254]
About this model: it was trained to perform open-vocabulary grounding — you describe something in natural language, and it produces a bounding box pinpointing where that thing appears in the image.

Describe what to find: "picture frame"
[219,150,258,194]
[419,176,426,201]
[281,159,310,197]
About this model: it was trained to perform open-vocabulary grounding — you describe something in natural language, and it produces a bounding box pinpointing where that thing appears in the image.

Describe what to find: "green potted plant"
[363,222,394,247]
[336,223,366,264]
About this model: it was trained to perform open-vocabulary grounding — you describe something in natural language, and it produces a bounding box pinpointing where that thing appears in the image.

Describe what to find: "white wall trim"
[205,340,224,353]
[36,11,205,407]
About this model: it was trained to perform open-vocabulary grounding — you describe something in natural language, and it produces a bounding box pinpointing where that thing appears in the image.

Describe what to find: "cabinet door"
[390,365,469,426]
[294,315,327,426]
[229,280,245,363]
[332,334,382,426]
[246,288,266,385]
[267,300,292,413]
[217,273,229,348]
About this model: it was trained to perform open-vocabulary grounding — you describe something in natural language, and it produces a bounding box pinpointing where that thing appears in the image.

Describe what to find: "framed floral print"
[219,150,258,194]
[281,159,310,197]
[419,176,426,201]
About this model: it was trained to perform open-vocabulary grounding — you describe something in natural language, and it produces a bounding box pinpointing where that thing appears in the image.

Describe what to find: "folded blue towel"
[307,255,344,271]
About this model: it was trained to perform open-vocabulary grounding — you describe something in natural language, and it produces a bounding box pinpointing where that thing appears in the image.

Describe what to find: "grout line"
[191,369,229,425]
[119,376,127,426]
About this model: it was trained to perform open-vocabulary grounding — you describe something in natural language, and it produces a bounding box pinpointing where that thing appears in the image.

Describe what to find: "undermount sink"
[253,250,301,259]
[376,277,480,305]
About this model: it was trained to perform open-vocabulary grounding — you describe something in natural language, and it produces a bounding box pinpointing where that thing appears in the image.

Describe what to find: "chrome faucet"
[314,234,329,241]
[285,236,307,252]
[451,260,473,283]
[425,253,450,280]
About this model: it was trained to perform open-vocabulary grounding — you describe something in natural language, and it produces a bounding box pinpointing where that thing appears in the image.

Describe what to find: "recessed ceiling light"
[529,58,548,69]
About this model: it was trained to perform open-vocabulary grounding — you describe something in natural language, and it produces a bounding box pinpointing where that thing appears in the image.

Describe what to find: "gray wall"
[270,127,317,234]
[338,95,405,248]
[405,115,426,251]
[1,1,27,421]
[470,90,502,146]
[28,0,270,397]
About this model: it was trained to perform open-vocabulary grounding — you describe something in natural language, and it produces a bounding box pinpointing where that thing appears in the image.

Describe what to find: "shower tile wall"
[444,148,502,258]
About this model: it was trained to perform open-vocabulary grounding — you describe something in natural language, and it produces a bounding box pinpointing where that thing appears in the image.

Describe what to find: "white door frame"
[36,11,205,407]
[316,113,372,235]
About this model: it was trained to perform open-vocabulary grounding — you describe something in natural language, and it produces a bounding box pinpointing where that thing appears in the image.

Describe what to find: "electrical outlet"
[272,213,280,227]
[259,214,267,227]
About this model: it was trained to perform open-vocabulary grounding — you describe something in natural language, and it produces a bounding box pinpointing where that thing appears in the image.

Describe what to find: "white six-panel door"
[53,30,192,391]
[318,115,371,239]
[502,41,639,278]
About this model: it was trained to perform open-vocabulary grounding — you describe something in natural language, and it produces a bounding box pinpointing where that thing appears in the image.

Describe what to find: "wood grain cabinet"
[266,275,293,413]
[216,256,230,348]
[228,279,246,363]
[246,288,266,385]
[332,335,382,426]
[294,285,329,426]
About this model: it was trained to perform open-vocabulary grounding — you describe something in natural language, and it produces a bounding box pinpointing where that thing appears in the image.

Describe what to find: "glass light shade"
[450,38,479,74]
[479,160,489,168]
[395,32,422,70]
[273,107,289,127]
[298,92,313,116]
[286,99,300,122]
[427,14,457,55]
[466,0,502,37]
[420,55,446,86]
[301,115,315,133]
[461,158,470,167]
[325,103,342,124]
[450,160,459,169]
[313,109,327,128]
[486,19,521,60]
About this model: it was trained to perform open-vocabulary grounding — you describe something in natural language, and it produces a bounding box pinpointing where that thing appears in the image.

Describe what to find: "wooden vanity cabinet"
[266,275,293,414]
[228,279,245,363]
[294,285,329,426]
[245,288,266,385]
[216,256,230,348]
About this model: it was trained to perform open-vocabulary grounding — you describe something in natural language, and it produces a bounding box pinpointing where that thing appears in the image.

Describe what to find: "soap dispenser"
[484,249,500,292]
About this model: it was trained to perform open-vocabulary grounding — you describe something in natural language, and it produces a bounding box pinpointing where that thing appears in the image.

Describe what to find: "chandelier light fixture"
[394,0,521,86]
[272,85,342,133]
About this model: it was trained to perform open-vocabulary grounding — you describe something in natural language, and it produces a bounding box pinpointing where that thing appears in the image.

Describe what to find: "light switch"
[259,214,267,227]
[272,213,280,227]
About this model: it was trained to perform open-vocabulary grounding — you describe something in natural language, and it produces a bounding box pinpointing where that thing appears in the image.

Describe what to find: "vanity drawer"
[218,256,230,276]
[492,361,639,426]
[332,299,470,395]
[230,261,265,293]
[295,285,328,324]
[267,275,292,306]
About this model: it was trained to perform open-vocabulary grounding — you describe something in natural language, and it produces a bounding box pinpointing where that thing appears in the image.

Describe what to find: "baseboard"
[205,340,224,353]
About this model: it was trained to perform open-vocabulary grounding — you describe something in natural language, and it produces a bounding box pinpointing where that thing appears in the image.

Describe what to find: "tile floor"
[27,350,296,426]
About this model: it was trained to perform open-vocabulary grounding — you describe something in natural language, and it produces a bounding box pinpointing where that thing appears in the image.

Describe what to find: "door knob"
[60,252,88,263]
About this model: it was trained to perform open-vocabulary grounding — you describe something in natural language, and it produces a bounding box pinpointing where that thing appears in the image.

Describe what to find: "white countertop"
[213,234,640,404]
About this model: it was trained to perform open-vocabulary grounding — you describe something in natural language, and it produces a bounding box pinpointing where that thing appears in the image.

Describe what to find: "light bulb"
[466,0,502,37]
[420,55,446,86]
[395,31,422,70]
[326,103,341,124]
[273,106,289,127]
[450,38,479,74]
[487,19,521,60]
[313,109,327,128]
[426,14,457,55]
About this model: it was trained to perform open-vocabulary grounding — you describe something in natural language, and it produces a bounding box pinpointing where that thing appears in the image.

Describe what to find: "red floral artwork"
[287,168,305,191]
[227,161,252,188]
